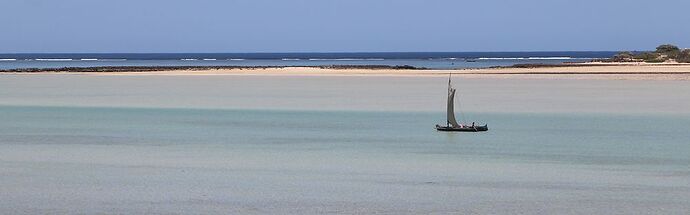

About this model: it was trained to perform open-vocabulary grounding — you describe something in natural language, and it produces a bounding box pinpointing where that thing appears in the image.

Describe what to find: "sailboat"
[436,74,488,132]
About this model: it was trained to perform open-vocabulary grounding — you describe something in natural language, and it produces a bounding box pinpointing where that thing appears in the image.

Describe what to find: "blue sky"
[2,0,688,53]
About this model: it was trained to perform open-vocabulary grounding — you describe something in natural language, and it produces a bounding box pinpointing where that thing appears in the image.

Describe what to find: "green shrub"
[656,44,681,59]
[677,50,690,63]
[634,52,663,62]
[656,44,680,53]
[611,51,635,62]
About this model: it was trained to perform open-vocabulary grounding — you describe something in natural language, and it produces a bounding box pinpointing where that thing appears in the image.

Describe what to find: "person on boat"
[472,122,475,127]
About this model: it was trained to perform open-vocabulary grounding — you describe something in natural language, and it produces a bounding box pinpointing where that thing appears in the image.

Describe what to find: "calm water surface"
[1,106,689,214]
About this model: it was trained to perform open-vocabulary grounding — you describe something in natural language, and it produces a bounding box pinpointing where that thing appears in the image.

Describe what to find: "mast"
[446,74,461,128]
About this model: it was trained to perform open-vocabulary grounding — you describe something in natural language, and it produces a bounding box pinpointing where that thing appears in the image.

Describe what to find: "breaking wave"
[477,57,577,60]
[528,57,573,60]
[308,58,385,61]
[35,59,73,61]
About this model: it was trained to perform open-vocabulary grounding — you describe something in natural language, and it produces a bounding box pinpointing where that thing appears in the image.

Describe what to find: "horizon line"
[0,50,629,55]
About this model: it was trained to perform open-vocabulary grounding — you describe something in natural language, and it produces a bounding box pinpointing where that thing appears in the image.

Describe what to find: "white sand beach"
[7,64,682,80]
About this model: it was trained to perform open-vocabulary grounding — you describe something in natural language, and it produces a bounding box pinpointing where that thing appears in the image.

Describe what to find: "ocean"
[1,74,689,214]
[0,52,617,70]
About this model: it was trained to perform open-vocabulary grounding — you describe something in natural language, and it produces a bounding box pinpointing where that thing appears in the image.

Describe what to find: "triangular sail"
[447,78,461,128]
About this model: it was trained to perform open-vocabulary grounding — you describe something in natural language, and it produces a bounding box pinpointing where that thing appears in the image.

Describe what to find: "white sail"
[447,81,461,128]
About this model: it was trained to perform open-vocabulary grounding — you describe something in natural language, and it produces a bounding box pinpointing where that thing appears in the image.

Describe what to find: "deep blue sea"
[0,52,616,70]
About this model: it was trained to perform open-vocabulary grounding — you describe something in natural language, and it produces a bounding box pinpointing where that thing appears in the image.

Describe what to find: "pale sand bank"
[2,74,690,114]
[6,65,689,80]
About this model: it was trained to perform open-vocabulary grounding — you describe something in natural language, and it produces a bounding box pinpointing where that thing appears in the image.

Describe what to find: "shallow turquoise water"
[1,105,689,214]
[3,106,689,167]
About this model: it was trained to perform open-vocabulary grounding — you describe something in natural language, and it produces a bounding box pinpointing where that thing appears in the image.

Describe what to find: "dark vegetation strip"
[491,64,615,69]
[0,65,424,73]
[494,63,689,69]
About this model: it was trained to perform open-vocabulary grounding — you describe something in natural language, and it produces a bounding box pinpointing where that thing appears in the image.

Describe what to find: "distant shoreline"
[3,62,690,73]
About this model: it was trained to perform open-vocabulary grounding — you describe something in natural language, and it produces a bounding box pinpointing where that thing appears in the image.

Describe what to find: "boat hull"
[436,125,488,132]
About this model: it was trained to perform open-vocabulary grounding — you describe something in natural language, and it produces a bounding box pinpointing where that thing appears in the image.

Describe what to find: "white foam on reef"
[309,58,385,61]
[478,57,584,60]
[229,59,245,61]
[476,57,593,61]
[478,57,527,60]
[0,59,17,61]
[80,59,99,61]
[282,58,301,61]
[35,59,73,61]
[202,59,217,61]
[528,57,572,60]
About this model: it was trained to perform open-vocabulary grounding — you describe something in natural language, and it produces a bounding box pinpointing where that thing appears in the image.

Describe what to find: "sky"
[1,0,689,53]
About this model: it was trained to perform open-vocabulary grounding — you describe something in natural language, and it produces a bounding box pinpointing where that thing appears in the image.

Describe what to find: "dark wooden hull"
[436,125,488,132]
